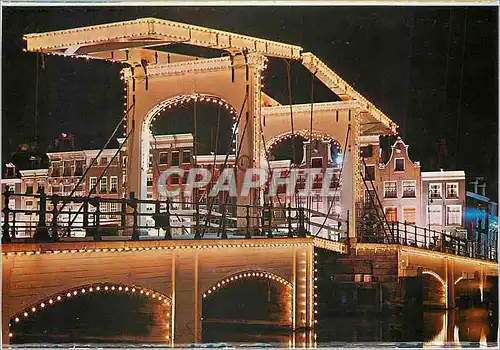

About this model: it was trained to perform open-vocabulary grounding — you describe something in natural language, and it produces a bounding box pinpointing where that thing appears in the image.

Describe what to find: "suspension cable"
[66,127,134,230]
[201,92,248,234]
[58,102,135,214]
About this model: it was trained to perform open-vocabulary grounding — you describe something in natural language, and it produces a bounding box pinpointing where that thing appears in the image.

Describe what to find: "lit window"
[147,173,153,187]
[364,165,375,181]
[25,184,33,195]
[171,174,179,185]
[110,202,118,219]
[429,183,442,199]
[403,207,416,224]
[311,158,323,168]
[402,180,416,198]
[385,207,397,223]
[171,151,180,166]
[446,205,462,226]
[395,158,405,172]
[428,205,442,225]
[182,150,191,164]
[100,177,107,193]
[90,177,97,194]
[364,190,377,207]
[446,183,459,199]
[384,181,397,198]
[25,200,33,209]
[99,202,108,219]
[110,176,118,193]
[63,185,72,194]
[159,153,168,165]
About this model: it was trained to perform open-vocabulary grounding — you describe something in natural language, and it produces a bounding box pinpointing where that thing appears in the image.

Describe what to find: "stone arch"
[264,129,343,155]
[8,282,173,342]
[422,270,447,308]
[202,269,293,299]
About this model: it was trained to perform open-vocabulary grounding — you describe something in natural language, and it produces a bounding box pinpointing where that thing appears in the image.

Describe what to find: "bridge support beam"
[446,259,456,309]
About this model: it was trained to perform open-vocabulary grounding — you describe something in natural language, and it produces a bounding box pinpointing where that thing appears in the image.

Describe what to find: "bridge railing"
[1,187,348,243]
[358,220,497,262]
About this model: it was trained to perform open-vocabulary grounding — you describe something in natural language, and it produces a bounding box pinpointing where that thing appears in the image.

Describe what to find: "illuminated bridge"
[1,18,497,346]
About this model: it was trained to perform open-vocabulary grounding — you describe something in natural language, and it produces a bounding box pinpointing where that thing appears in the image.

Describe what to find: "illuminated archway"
[422,270,447,308]
[9,283,173,344]
[265,130,342,155]
[201,270,293,344]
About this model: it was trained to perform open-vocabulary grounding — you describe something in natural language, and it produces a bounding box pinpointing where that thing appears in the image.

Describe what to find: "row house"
[465,178,498,257]
[361,135,466,237]
[421,170,466,236]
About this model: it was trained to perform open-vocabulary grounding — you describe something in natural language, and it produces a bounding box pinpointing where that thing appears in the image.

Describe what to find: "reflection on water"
[203,308,497,347]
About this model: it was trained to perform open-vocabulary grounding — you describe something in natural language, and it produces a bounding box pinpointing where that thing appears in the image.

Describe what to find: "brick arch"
[8,282,173,342]
[201,269,292,299]
[422,270,447,308]
[264,130,343,155]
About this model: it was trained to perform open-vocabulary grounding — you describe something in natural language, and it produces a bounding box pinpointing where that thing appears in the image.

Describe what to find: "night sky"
[2,7,498,199]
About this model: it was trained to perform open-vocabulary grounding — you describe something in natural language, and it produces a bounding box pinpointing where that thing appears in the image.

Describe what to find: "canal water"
[203,308,498,347]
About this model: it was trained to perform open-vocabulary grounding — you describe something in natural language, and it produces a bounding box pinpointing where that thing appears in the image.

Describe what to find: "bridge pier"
[446,259,456,309]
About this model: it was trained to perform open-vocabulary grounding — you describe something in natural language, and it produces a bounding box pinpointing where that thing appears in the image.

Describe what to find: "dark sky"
[2,7,498,199]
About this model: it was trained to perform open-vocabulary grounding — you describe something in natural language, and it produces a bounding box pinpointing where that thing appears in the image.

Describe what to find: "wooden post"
[2,185,11,243]
[165,198,172,240]
[424,228,427,248]
[94,197,102,241]
[130,192,139,241]
[194,199,201,240]
[441,230,445,253]
[120,198,127,234]
[221,203,227,239]
[245,205,251,239]
[49,195,59,242]
[83,199,90,236]
[287,203,293,238]
[396,222,400,244]
[404,221,408,245]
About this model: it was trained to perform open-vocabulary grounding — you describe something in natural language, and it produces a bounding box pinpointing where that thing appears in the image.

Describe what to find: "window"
[110,176,118,193]
[364,190,377,207]
[100,177,107,193]
[395,158,405,172]
[446,205,462,226]
[25,200,33,209]
[75,160,84,176]
[110,202,118,219]
[384,181,397,198]
[90,177,97,194]
[385,207,398,223]
[403,208,416,224]
[428,205,442,225]
[311,158,323,168]
[147,173,153,187]
[100,157,108,166]
[159,152,168,165]
[171,151,179,166]
[429,183,442,199]
[182,150,191,164]
[63,161,72,176]
[51,162,61,177]
[446,183,459,199]
[364,165,375,181]
[402,180,416,198]
[64,185,73,194]
[171,174,179,185]
[360,145,373,158]
[25,184,33,195]
[37,182,45,193]
[99,202,108,219]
